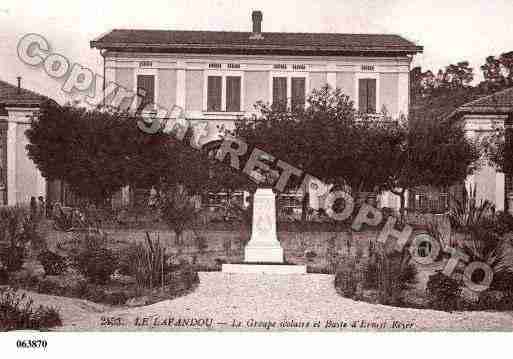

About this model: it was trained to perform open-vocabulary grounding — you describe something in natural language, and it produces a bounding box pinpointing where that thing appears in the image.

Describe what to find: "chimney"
[16,76,21,94]
[252,10,263,33]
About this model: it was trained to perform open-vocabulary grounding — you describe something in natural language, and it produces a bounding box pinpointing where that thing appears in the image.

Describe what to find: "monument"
[222,184,307,274]
[244,187,284,262]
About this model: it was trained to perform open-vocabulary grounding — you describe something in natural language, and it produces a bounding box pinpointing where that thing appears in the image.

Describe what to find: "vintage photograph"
[1,0,513,338]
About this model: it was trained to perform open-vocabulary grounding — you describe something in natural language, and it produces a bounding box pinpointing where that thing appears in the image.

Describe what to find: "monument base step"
[222,263,307,274]
[244,245,283,263]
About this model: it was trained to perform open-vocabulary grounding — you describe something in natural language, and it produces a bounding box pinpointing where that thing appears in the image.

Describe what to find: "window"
[272,76,307,111]
[358,78,377,113]
[226,76,241,112]
[206,75,242,112]
[291,77,306,111]
[207,76,222,111]
[272,77,287,110]
[136,75,155,109]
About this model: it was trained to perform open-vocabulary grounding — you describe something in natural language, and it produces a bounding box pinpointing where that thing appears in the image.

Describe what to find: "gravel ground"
[30,272,510,332]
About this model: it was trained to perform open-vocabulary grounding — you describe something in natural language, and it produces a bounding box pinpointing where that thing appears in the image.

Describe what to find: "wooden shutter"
[291,77,305,111]
[136,75,155,108]
[367,79,376,113]
[0,125,6,205]
[207,76,222,111]
[226,76,241,112]
[273,77,287,110]
[358,79,377,113]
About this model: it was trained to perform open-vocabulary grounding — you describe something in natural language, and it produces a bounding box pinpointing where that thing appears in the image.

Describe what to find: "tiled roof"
[0,79,47,107]
[457,87,513,115]
[91,29,423,55]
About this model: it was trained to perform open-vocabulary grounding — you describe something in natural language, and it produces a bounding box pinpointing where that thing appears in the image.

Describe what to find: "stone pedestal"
[244,188,284,263]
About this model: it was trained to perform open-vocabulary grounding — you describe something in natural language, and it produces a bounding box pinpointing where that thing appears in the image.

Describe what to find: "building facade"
[91,11,423,209]
[452,87,513,212]
[0,78,47,205]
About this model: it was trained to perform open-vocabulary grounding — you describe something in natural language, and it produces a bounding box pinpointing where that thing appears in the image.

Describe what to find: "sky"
[1,0,513,104]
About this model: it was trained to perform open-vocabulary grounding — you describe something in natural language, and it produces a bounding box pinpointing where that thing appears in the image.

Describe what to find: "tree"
[26,102,134,205]
[234,86,406,220]
[444,61,474,89]
[480,52,513,91]
[485,116,513,195]
[26,103,238,206]
[385,119,481,216]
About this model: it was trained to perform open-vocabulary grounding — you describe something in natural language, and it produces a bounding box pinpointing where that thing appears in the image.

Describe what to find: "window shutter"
[367,79,376,113]
[291,77,305,111]
[207,76,222,111]
[136,75,155,109]
[226,76,241,112]
[273,77,287,110]
[358,79,368,113]
[358,79,376,114]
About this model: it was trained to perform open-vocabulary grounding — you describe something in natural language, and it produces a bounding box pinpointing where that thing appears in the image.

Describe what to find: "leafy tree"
[26,103,241,207]
[480,52,513,91]
[234,86,405,219]
[444,61,474,89]
[411,62,474,101]
[485,118,513,192]
[385,119,481,216]
[26,103,133,205]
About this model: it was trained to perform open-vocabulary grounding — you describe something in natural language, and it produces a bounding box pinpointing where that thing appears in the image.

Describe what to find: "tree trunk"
[301,192,309,223]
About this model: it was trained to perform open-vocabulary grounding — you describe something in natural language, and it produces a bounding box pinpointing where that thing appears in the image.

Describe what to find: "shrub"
[0,287,61,330]
[72,234,117,284]
[38,250,67,276]
[0,206,37,272]
[52,205,74,231]
[326,237,339,274]
[304,250,317,262]
[159,186,199,246]
[176,262,200,289]
[364,244,418,306]
[489,270,513,292]
[118,232,168,288]
[37,278,65,296]
[0,266,8,285]
[426,272,461,311]
[196,236,208,254]
[335,256,363,299]
[0,245,25,272]
[493,211,513,236]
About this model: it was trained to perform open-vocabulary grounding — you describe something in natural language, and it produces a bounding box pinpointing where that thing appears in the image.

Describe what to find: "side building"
[451,87,513,213]
[0,78,48,205]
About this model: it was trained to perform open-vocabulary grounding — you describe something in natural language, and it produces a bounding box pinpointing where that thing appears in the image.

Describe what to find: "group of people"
[29,196,47,220]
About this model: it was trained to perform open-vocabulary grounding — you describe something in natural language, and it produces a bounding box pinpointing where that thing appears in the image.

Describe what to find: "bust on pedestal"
[221,173,306,273]
[244,187,284,263]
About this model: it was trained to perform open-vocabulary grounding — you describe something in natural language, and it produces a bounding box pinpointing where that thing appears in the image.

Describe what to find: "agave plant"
[449,185,495,233]
[449,185,513,286]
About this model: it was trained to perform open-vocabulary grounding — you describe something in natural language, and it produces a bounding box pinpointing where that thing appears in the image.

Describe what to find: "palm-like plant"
[159,185,199,246]
[449,185,495,234]
[449,185,513,288]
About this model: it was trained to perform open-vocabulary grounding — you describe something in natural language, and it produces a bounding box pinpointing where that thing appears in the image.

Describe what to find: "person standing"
[38,196,46,219]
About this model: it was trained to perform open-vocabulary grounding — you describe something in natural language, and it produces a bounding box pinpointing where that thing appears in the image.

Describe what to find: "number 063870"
[16,339,48,349]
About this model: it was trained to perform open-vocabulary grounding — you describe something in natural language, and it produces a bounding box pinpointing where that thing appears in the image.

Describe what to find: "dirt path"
[39,272,513,331]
